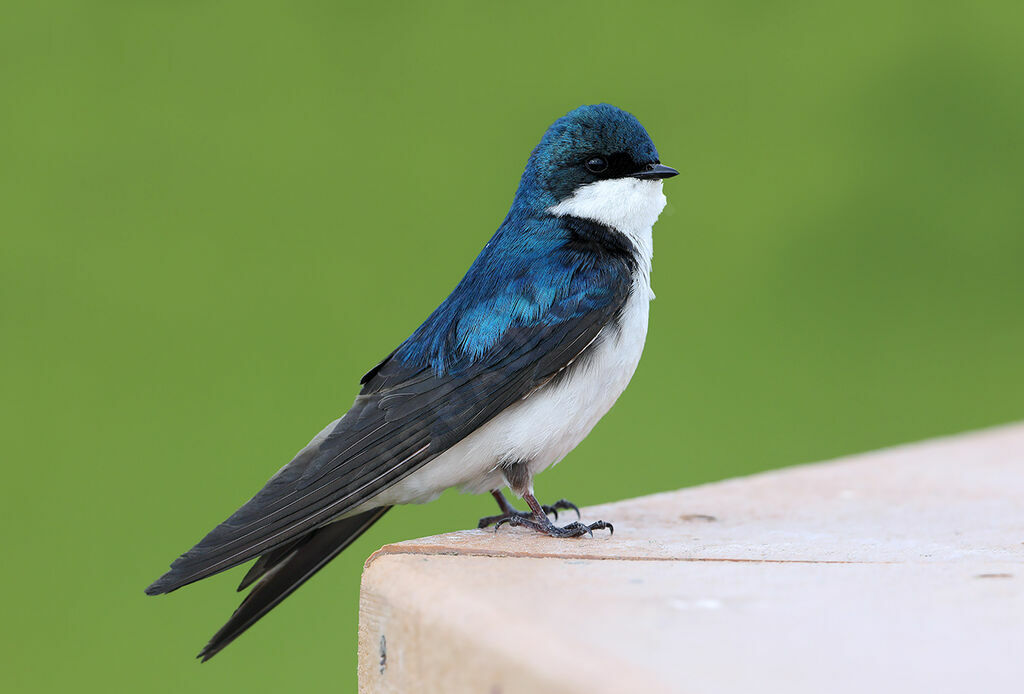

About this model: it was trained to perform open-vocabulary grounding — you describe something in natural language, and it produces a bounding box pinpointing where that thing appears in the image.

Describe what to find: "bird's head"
[513,104,677,230]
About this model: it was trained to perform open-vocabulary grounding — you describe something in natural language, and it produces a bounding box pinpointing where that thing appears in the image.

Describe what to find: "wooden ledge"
[358,424,1024,693]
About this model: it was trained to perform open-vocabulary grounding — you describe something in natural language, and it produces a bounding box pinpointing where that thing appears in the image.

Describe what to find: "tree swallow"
[146,103,678,660]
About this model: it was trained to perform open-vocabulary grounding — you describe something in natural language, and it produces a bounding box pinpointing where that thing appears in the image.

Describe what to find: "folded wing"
[145,278,630,596]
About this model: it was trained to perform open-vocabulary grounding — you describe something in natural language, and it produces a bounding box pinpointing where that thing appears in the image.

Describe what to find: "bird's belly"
[369,280,652,506]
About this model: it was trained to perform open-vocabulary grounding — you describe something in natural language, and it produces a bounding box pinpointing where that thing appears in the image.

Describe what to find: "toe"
[552,499,581,519]
[560,522,592,538]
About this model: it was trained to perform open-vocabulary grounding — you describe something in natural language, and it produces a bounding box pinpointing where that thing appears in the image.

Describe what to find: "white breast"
[367,275,652,507]
[362,179,666,506]
[499,273,652,488]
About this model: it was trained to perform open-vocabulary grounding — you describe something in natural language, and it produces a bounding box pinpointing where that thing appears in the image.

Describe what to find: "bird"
[145,103,678,661]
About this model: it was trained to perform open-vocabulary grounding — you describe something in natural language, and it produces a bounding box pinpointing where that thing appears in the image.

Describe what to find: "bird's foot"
[478,508,531,529]
[495,513,613,538]
[545,498,581,520]
[477,499,579,529]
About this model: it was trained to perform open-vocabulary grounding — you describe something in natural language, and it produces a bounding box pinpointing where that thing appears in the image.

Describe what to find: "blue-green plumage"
[391,103,661,373]
[393,214,633,372]
[145,103,677,662]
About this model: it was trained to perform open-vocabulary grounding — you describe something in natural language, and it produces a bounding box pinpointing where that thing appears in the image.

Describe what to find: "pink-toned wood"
[359,424,1024,693]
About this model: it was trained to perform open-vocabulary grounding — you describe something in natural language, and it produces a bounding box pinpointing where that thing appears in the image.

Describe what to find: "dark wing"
[195,506,390,661]
[145,287,628,597]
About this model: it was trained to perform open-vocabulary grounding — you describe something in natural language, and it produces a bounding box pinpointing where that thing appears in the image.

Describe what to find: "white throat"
[547,177,666,283]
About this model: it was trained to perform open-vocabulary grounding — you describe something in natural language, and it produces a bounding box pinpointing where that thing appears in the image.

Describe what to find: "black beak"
[632,163,679,180]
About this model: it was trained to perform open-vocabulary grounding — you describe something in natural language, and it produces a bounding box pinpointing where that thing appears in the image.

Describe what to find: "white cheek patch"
[547,178,667,234]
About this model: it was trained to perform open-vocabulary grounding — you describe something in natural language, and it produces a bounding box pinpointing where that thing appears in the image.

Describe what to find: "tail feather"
[196,506,391,662]
[235,535,307,592]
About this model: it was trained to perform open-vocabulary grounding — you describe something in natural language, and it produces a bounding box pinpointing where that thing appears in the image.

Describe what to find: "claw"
[549,499,581,520]
[482,491,611,539]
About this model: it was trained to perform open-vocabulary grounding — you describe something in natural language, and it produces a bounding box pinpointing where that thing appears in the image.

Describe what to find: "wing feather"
[147,251,633,596]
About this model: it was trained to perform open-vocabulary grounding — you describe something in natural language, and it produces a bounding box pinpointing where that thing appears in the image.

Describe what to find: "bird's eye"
[585,157,608,174]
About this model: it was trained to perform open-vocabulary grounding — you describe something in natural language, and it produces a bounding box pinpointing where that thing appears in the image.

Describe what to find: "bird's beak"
[632,163,679,180]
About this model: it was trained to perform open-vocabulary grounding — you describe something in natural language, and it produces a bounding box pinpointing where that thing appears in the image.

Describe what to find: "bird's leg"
[477,490,581,529]
[495,492,613,538]
[477,490,527,528]
[492,489,518,515]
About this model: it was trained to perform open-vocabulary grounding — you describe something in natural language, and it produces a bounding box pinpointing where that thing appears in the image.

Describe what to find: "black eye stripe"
[581,152,646,179]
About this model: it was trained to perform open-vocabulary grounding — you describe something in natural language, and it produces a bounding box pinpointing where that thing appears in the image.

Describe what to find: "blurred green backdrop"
[3,1,1023,691]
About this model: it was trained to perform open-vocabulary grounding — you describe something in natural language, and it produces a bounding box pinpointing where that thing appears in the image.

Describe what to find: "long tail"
[196,506,391,662]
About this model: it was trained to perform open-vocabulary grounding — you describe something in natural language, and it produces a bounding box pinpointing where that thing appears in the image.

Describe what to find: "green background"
[3,1,1022,691]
